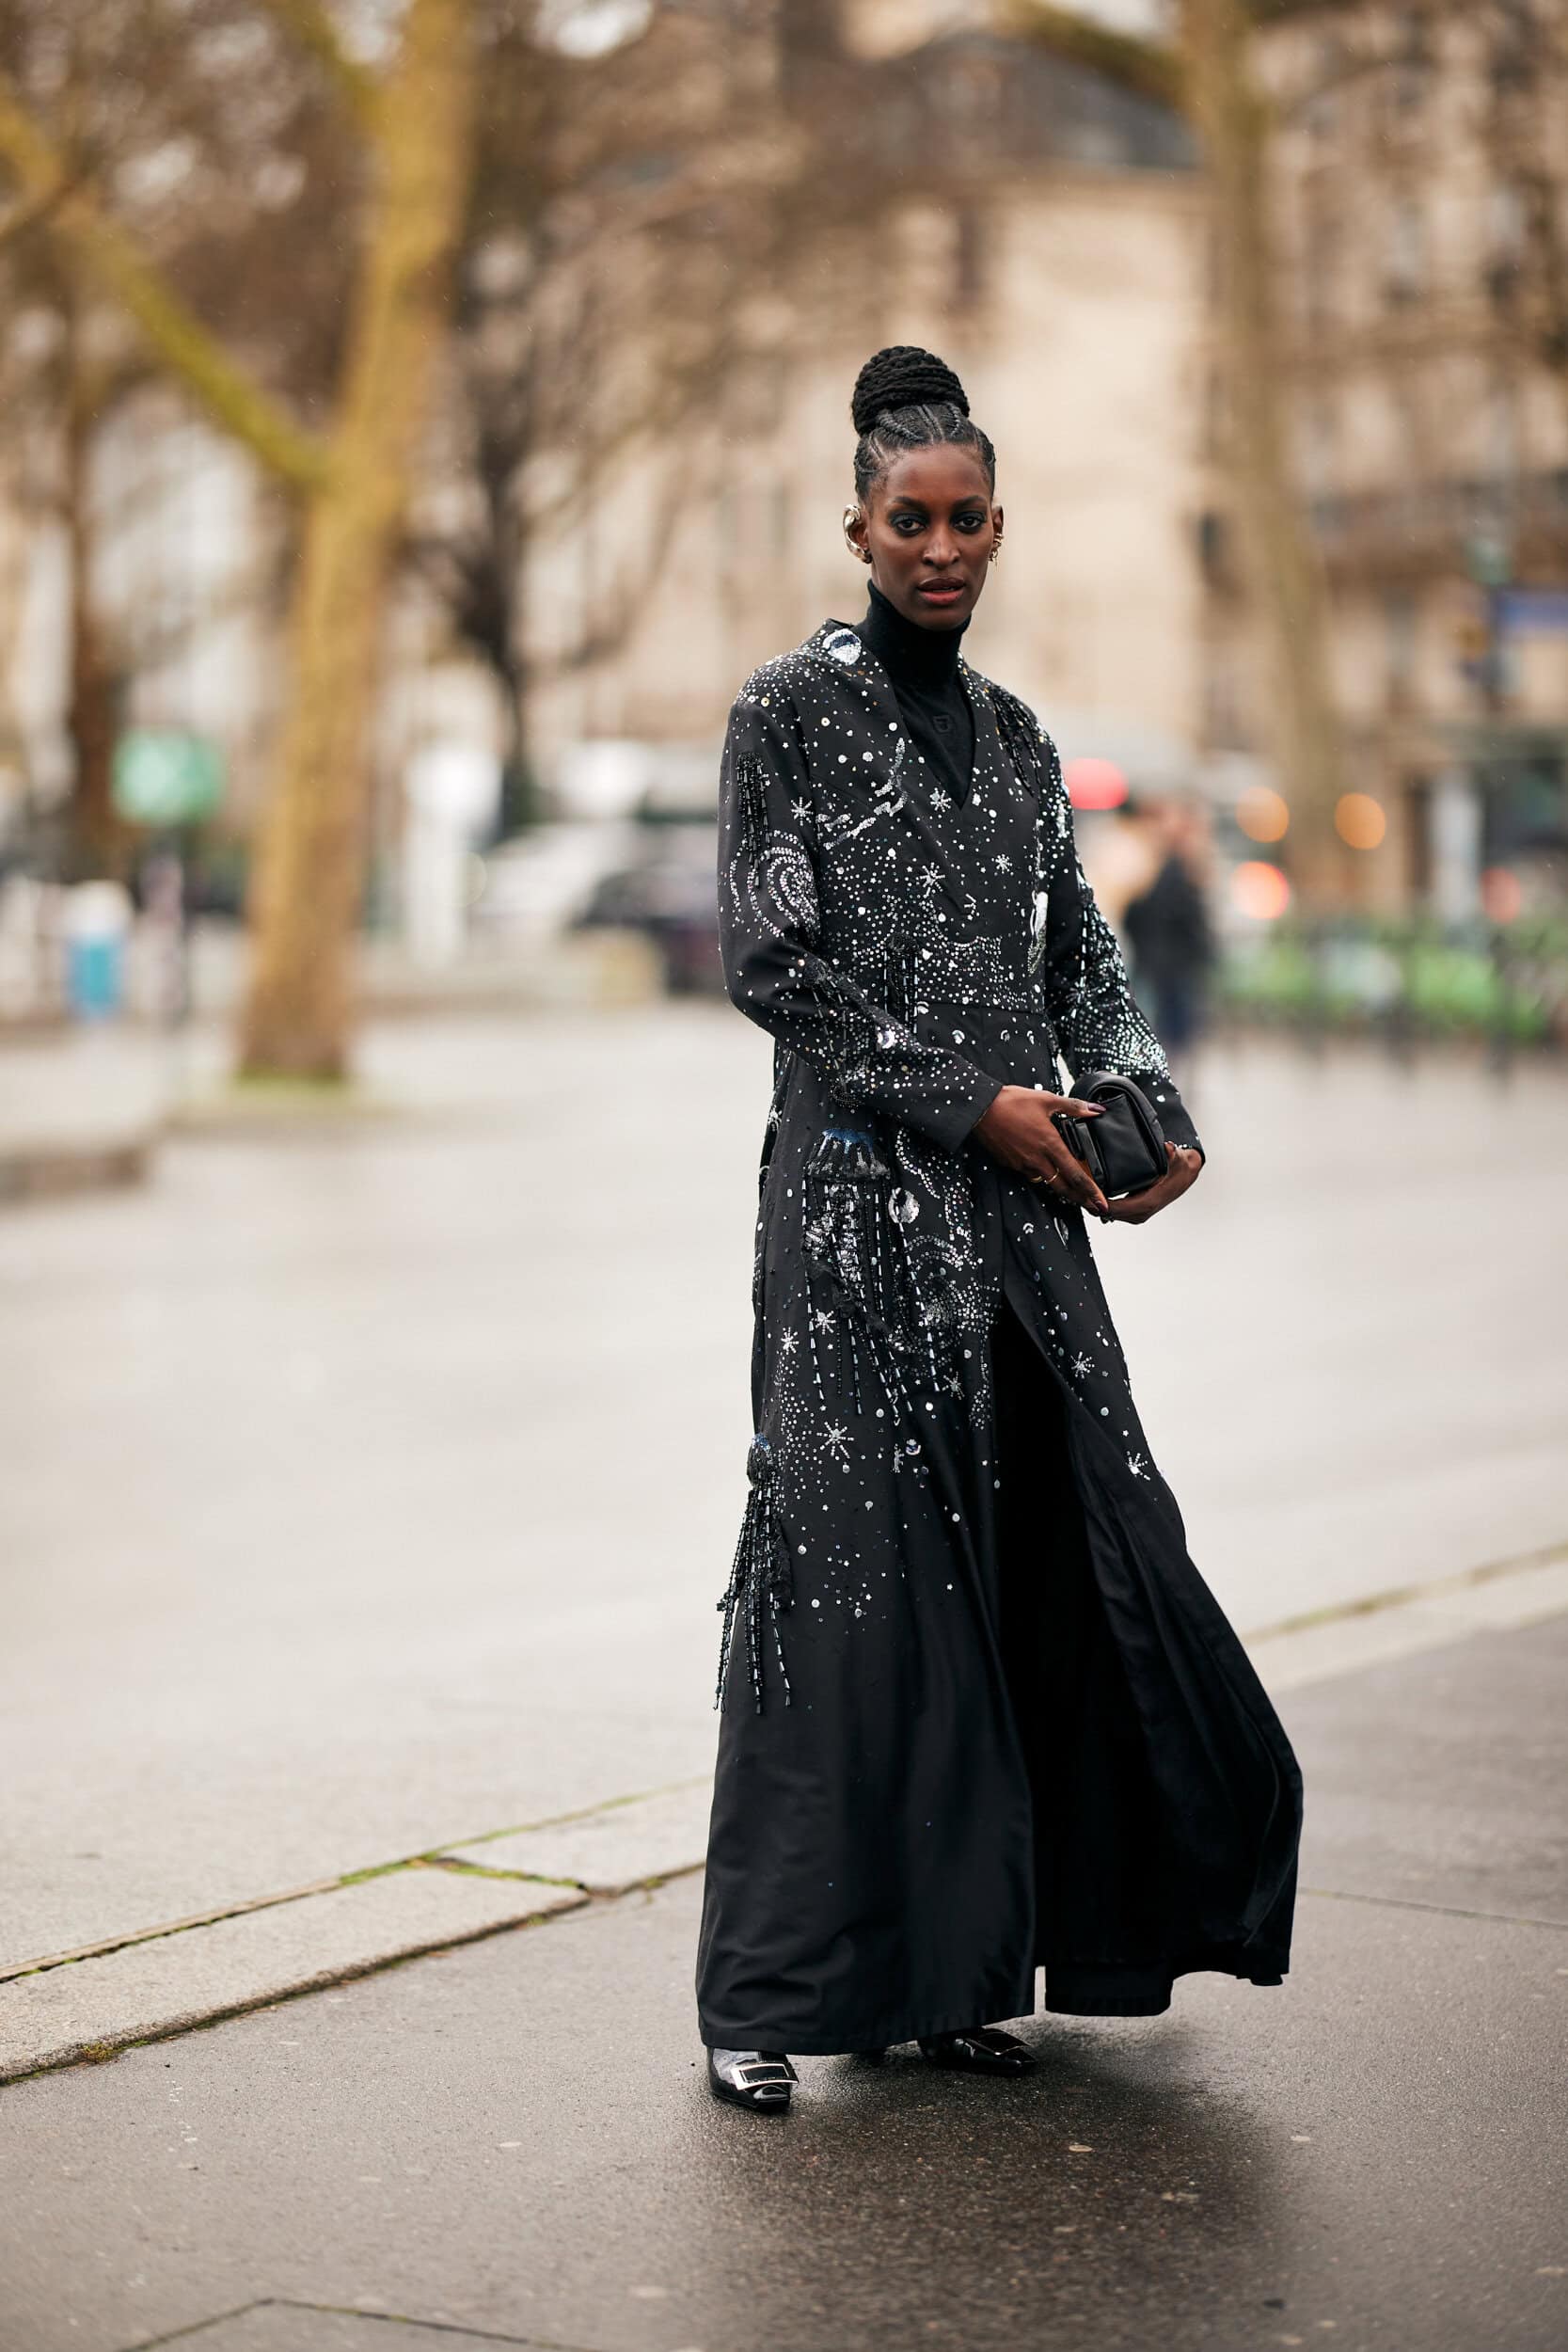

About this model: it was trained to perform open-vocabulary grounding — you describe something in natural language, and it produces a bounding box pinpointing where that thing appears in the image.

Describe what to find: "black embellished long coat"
[695,614,1302,2058]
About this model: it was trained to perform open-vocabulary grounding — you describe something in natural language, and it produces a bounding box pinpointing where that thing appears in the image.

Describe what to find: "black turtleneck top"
[857,577,975,808]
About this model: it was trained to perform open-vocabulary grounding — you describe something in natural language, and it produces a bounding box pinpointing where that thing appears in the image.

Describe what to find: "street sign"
[1465,532,1512,588]
[1497,589,1568,634]
[112,731,225,826]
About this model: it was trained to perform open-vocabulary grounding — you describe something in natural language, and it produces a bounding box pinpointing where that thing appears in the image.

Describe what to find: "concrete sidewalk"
[0,1029,168,1200]
[6,1013,1567,2010]
[0,1605,1563,2352]
[4,1547,1563,2088]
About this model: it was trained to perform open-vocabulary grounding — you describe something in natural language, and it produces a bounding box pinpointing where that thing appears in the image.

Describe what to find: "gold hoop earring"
[988,540,1003,567]
[843,504,870,564]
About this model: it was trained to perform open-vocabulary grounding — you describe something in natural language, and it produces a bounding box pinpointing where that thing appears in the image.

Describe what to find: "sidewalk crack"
[1304,1884,1567,1931]
[118,2296,598,2350]
[425,1858,586,1891]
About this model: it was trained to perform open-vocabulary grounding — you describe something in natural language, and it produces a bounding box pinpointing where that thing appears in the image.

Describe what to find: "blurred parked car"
[574,818,722,995]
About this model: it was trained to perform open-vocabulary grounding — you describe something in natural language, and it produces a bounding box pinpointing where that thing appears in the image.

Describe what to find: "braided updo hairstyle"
[850,344,997,503]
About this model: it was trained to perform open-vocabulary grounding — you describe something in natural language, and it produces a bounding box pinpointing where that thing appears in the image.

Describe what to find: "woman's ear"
[842,502,871,565]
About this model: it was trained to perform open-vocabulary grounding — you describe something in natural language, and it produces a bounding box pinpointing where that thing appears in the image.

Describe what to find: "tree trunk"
[63,392,125,881]
[1180,0,1345,891]
[60,307,129,883]
[238,0,477,1078]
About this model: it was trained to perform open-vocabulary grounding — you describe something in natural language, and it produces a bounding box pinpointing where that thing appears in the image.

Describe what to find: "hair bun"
[850,345,969,437]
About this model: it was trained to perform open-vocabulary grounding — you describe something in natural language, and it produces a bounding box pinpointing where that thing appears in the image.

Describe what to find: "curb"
[0,1782,712,2087]
[0,1131,156,1202]
[1244,1540,1568,1692]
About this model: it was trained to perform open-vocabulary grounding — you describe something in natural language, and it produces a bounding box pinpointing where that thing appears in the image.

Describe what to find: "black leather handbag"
[1057,1071,1168,1200]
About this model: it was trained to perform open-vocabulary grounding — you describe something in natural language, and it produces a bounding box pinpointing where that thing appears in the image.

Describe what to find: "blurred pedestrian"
[1077,791,1159,928]
[698,346,1301,2116]
[1121,798,1216,1071]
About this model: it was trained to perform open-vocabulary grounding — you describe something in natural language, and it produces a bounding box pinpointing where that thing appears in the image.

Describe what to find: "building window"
[1303,209,1340,332]
[1485,181,1527,306]
[1306,35,1347,141]
[1387,9,1433,117]
[1489,2,1536,94]
[953,204,985,310]
[1402,776,1433,900]
[1196,509,1235,589]
[1385,590,1418,711]
[1484,376,1520,480]
[1489,181,1526,258]
[1204,648,1246,748]
[735,353,784,437]
[1303,398,1338,499]
[1384,195,1426,305]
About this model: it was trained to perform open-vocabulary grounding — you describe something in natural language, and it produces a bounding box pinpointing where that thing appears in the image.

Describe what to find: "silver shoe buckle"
[735,2060,791,2089]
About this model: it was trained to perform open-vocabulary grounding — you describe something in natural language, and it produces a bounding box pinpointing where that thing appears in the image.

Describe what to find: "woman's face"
[850,444,1002,631]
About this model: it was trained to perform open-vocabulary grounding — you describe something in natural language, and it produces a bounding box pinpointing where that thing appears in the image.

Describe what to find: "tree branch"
[1001,0,1186,112]
[0,168,79,250]
[263,0,381,138]
[0,69,329,492]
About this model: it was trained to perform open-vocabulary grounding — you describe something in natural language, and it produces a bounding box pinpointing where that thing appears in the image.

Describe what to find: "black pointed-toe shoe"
[918,2026,1035,2076]
[706,2047,799,2113]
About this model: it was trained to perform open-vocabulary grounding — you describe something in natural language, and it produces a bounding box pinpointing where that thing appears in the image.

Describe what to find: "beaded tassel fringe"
[715,1436,794,1713]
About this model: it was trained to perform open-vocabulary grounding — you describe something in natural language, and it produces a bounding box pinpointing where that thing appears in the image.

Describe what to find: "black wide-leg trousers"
[990,1297,1171,2007]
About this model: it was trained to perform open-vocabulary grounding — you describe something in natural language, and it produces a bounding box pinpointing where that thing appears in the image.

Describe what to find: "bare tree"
[1461,0,1568,403]
[237,1,475,1077]
[0,0,475,1078]
[1008,0,1349,884]
[406,5,845,826]
[0,0,343,882]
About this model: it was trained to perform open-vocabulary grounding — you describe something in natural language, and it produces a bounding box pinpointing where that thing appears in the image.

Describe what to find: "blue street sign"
[1497,589,1568,635]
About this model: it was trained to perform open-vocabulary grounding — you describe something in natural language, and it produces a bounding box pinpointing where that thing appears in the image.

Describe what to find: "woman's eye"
[958,515,983,532]
[893,516,924,533]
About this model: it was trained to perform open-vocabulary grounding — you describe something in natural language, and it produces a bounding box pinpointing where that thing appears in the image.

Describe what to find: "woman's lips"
[915,581,964,603]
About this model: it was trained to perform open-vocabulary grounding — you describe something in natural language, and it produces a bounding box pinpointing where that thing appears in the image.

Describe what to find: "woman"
[697,346,1301,2115]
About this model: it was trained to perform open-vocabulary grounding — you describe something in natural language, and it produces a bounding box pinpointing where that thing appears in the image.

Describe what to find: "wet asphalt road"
[1,1614,1562,2352]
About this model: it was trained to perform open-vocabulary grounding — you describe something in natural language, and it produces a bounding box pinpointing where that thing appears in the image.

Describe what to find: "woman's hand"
[974,1085,1109,1215]
[1097,1142,1203,1225]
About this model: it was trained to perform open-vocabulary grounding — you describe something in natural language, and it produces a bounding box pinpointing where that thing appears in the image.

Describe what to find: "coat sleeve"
[1027,720,1205,1161]
[718,676,1004,1153]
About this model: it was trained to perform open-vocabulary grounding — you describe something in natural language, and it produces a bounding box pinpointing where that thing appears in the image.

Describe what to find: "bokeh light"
[1064,757,1129,811]
[1231,861,1291,921]
[1237,784,1290,843]
[1335,792,1386,850]
[1481,866,1524,923]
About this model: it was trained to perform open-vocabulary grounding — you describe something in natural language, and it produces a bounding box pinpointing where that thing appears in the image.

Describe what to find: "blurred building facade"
[2,0,1564,938]
[523,2,1211,806]
[1209,1,1568,918]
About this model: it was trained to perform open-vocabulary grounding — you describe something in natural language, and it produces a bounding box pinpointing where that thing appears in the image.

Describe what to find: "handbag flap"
[1068,1072,1167,1198]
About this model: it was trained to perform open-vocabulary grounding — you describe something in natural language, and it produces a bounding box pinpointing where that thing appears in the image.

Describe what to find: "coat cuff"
[1139,1072,1202,1160]
[914,1069,1006,1155]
